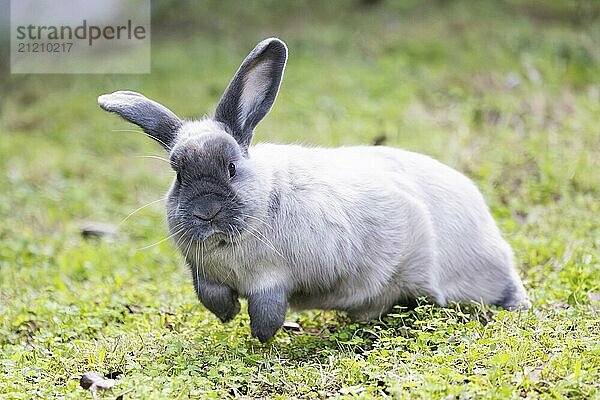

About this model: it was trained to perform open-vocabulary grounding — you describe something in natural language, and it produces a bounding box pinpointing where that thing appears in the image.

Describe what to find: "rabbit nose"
[193,202,222,222]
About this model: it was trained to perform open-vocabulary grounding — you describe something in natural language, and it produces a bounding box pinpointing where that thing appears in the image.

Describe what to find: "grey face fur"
[98,38,530,343]
[167,130,245,243]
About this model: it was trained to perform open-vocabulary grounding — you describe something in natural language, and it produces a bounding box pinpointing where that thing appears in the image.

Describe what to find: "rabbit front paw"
[248,287,288,343]
[196,280,241,323]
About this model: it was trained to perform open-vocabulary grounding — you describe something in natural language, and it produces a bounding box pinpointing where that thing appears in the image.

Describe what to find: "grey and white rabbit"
[98,38,530,342]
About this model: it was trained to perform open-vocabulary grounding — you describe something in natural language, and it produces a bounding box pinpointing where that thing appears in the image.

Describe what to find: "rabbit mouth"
[170,214,246,247]
[187,226,238,246]
[187,227,217,243]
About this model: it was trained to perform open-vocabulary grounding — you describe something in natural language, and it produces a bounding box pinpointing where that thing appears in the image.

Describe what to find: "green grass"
[1,1,599,398]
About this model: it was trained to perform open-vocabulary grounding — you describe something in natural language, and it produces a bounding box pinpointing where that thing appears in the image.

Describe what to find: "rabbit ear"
[214,38,288,155]
[98,91,182,151]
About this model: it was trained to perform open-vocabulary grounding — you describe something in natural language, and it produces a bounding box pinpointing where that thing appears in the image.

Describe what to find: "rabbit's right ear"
[214,38,288,156]
[98,91,182,151]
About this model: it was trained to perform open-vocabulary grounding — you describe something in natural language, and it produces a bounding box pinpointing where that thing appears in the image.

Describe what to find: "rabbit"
[98,38,530,343]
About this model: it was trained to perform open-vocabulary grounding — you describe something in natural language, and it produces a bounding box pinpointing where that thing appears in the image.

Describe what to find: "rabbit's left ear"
[214,38,287,156]
[98,91,182,151]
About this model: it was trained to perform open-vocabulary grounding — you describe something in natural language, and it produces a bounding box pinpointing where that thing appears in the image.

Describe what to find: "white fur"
[181,134,530,318]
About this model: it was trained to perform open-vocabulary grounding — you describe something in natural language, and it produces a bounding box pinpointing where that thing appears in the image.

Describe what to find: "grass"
[1,0,599,398]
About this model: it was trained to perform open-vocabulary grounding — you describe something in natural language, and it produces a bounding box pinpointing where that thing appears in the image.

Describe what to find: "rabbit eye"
[228,162,236,178]
[176,172,182,184]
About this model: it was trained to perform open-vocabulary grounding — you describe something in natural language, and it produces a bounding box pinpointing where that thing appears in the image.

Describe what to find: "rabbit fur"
[98,38,530,342]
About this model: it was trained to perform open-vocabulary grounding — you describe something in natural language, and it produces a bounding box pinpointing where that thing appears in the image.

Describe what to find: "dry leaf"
[80,371,118,392]
[282,321,302,332]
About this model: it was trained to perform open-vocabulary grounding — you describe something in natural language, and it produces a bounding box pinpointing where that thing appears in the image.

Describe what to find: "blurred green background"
[0,1,599,398]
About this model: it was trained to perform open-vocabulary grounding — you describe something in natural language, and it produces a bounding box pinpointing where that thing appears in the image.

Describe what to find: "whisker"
[120,197,166,225]
[242,214,274,230]
[137,225,185,251]
[226,191,245,207]
[195,239,200,293]
[246,225,284,257]
[234,225,247,274]
[236,225,246,284]
[134,155,174,166]
[182,231,194,265]
[201,241,206,282]
[242,224,286,262]
[173,224,189,249]
[219,224,237,285]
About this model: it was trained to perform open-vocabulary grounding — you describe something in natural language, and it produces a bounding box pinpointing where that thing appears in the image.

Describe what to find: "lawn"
[1,1,599,398]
